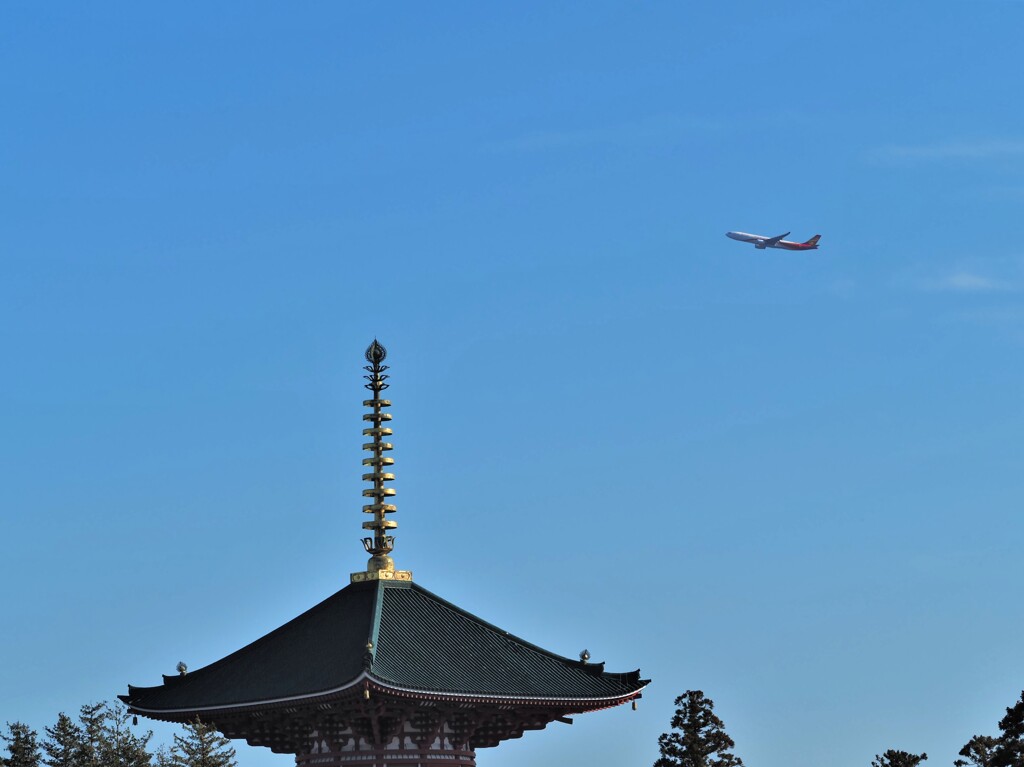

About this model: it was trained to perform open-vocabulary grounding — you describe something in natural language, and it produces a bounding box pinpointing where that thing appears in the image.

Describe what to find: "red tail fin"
[804,234,821,246]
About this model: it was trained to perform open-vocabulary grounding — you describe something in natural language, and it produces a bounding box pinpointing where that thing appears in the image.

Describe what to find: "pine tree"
[654,690,744,767]
[2,722,42,767]
[98,705,151,767]
[151,747,171,767]
[42,714,85,767]
[167,721,235,767]
[870,749,927,767]
[76,704,104,767]
[956,736,999,767]
[958,691,1024,767]
[990,691,1024,767]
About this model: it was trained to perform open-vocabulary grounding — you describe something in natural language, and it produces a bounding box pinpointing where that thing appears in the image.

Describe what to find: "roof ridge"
[367,580,385,664]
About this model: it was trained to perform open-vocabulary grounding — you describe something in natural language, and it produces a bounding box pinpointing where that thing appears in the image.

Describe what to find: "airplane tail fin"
[804,234,821,247]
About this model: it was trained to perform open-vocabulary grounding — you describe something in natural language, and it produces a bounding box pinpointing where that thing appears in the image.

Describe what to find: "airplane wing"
[764,231,791,247]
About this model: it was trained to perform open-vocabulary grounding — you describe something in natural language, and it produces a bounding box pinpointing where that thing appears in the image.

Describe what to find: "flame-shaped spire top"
[365,339,387,368]
[351,340,412,584]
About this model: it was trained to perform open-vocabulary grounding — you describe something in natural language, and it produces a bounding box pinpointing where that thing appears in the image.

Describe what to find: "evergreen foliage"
[957,691,1024,767]
[872,749,929,765]
[96,705,152,767]
[1,723,42,767]
[956,736,998,767]
[654,690,744,767]
[42,714,84,767]
[980,691,1024,767]
[35,704,154,767]
[166,721,235,767]
[6,705,225,767]
[870,750,927,767]
[990,692,1024,767]
[150,746,171,767]
[76,704,104,767]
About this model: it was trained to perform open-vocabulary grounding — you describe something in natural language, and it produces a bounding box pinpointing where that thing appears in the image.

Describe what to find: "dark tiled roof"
[123,583,376,711]
[373,583,643,698]
[122,580,644,713]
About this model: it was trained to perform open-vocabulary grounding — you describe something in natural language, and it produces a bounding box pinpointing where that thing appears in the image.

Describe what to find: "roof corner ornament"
[351,340,412,584]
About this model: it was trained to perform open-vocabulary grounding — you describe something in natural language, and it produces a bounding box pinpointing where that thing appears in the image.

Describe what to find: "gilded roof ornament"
[352,340,411,583]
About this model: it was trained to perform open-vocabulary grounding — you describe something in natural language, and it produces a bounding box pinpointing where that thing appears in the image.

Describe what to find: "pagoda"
[121,341,648,767]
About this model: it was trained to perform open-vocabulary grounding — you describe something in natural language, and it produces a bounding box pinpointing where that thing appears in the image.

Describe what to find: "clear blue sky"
[2,3,1023,767]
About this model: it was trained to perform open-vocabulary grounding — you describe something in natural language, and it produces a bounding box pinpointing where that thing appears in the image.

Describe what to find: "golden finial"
[351,340,412,583]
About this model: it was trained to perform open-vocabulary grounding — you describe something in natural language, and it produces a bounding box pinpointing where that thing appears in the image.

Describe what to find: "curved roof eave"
[122,671,650,718]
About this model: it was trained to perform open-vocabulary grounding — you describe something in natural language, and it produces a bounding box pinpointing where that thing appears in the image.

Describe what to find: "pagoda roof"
[121,579,646,715]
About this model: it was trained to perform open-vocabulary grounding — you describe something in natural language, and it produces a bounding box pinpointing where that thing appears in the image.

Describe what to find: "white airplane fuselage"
[726,231,821,250]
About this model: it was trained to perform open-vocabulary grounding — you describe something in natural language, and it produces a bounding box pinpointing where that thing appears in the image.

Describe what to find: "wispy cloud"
[486,126,636,153]
[946,305,1024,344]
[899,253,1024,295]
[951,305,1024,326]
[933,270,1011,290]
[919,271,1016,293]
[487,110,820,154]
[484,115,725,154]
[909,258,1024,341]
[868,139,1024,162]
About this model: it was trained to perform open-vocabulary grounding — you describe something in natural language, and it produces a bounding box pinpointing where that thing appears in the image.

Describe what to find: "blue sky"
[2,3,1023,767]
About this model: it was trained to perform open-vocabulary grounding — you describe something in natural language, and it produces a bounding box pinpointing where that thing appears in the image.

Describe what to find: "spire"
[351,340,412,583]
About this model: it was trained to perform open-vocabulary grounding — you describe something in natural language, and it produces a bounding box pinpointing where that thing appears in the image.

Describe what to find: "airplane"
[726,231,821,250]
